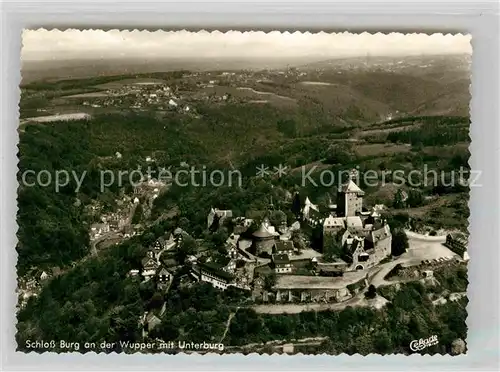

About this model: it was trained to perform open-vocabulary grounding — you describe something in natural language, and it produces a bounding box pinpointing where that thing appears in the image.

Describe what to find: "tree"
[131,204,143,224]
[263,272,277,291]
[269,210,287,229]
[393,189,406,209]
[365,285,377,299]
[373,330,393,354]
[323,143,356,165]
[407,189,424,208]
[291,230,305,253]
[148,292,165,311]
[391,229,409,256]
[277,118,298,138]
[175,236,197,264]
[291,192,302,217]
[322,233,343,262]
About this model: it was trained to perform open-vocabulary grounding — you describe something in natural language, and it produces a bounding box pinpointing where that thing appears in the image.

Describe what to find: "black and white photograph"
[16,29,471,356]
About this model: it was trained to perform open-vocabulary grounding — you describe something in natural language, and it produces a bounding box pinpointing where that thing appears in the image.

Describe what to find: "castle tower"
[337,176,365,217]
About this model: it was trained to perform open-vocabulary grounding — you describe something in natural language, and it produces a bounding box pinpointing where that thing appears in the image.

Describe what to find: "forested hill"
[16,111,470,276]
[17,122,92,275]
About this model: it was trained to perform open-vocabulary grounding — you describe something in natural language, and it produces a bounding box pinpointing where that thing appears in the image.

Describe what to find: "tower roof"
[252,222,277,238]
[340,180,365,195]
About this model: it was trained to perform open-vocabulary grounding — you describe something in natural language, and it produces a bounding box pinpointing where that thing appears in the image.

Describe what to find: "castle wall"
[276,288,352,303]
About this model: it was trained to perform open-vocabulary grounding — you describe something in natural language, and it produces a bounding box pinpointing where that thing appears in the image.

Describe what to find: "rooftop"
[340,180,365,195]
[274,241,294,252]
[253,222,278,238]
[323,216,345,228]
[272,254,291,265]
[158,267,171,276]
[199,262,234,282]
[142,257,157,267]
[448,232,468,244]
[369,224,391,242]
[346,216,363,229]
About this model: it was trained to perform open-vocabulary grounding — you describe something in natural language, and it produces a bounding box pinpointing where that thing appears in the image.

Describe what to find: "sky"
[22,29,472,62]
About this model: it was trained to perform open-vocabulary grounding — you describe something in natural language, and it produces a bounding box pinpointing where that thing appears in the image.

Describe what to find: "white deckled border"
[1,1,499,371]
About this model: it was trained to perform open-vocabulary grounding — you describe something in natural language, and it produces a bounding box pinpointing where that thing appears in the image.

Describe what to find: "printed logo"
[410,335,439,352]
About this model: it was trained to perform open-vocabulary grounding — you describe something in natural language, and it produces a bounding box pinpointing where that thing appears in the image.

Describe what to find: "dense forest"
[17,122,93,275]
[17,235,146,351]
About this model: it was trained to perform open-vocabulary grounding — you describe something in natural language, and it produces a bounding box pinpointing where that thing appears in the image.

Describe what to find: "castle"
[303,172,392,271]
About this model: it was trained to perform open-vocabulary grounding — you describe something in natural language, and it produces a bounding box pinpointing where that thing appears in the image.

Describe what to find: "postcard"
[17,30,471,355]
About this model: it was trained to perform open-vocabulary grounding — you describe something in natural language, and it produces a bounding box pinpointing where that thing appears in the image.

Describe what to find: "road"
[252,230,458,314]
[224,336,328,351]
[219,307,240,342]
[90,203,139,256]
[371,231,456,287]
[90,231,121,256]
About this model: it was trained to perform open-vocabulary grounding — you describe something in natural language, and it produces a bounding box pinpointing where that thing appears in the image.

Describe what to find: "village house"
[128,269,140,277]
[90,222,110,239]
[290,221,301,231]
[273,241,295,256]
[226,233,240,249]
[272,254,293,274]
[173,227,191,243]
[302,197,324,227]
[223,259,237,273]
[153,233,176,252]
[227,245,239,259]
[108,215,127,231]
[157,267,173,283]
[194,262,235,291]
[141,255,159,281]
[445,232,468,258]
[341,223,392,271]
[323,216,346,235]
[39,271,49,281]
[156,267,174,291]
[153,237,166,251]
[141,309,163,333]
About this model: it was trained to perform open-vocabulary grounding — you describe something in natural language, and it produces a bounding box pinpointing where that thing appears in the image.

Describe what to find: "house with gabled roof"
[157,267,173,283]
[142,256,159,280]
[302,197,325,227]
[153,237,166,251]
[340,222,391,271]
[323,216,346,235]
[445,232,468,258]
[273,241,295,256]
[195,262,235,291]
[156,267,173,291]
[272,254,293,274]
[145,312,162,333]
